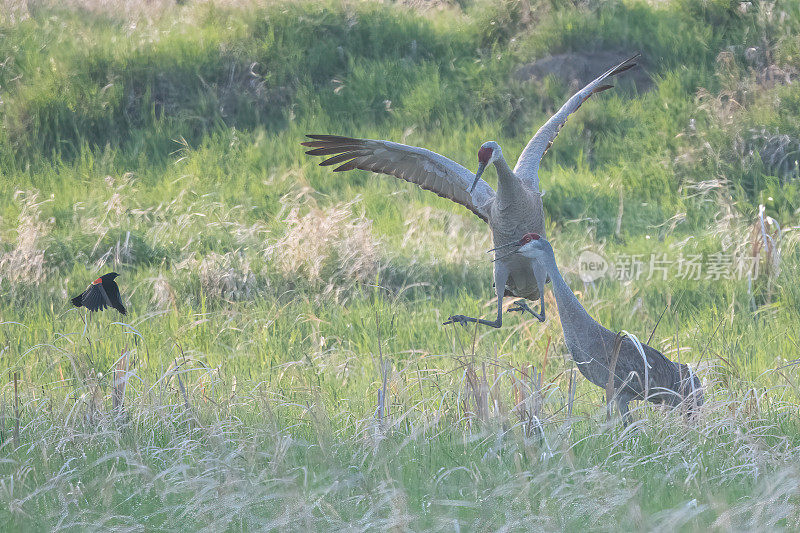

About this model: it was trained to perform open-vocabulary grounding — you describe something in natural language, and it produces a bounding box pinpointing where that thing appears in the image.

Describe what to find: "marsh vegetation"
[1,0,800,529]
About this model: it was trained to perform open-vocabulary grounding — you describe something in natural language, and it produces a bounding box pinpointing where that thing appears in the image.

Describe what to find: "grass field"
[2,0,800,529]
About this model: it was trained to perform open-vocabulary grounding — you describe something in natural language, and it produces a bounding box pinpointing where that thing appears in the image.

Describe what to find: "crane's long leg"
[444,261,510,328]
[616,397,632,427]
[507,259,547,322]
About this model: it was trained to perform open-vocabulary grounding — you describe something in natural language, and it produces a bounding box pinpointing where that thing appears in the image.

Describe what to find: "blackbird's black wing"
[71,280,126,314]
[71,292,85,308]
[83,285,108,312]
[80,284,111,312]
[111,298,127,315]
[104,281,127,315]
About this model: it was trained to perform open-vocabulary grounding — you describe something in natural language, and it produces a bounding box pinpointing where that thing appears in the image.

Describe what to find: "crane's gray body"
[488,157,546,304]
[523,238,703,423]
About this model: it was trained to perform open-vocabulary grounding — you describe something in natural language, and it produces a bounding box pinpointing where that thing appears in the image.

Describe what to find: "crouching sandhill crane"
[303,55,639,328]
[497,233,703,424]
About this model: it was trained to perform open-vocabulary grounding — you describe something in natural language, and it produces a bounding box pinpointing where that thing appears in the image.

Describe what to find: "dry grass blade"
[13,371,20,447]
[112,350,130,414]
[749,204,782,283]
[606,333,625,422]
[567,369,576,421]
[0,191,50,286]
[267,197,381,300]
[373,312,390,429]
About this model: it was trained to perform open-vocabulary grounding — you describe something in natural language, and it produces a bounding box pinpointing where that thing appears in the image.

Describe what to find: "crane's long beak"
[487,240,520,254]
[488,239,523,262]
[469,161,487,193]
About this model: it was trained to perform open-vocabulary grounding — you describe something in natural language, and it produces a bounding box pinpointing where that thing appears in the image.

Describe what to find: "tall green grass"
[1,0,800,529]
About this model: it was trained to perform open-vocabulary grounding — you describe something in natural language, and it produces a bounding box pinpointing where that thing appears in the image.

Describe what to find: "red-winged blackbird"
[71,272,127,315]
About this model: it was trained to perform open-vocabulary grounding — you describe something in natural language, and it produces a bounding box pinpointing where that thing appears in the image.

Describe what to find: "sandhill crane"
[302,55,639,328]
[496,233,703,424]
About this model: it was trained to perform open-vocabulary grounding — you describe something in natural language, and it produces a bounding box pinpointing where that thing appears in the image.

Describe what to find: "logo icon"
[577,249,609,282]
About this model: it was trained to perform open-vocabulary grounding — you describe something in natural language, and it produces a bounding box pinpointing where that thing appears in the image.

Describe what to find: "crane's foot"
[443,314,501,328]
[507,301,545,322]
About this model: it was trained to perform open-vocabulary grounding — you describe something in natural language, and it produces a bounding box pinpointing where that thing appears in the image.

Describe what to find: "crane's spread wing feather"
[302,135,496,222]
[514,54,640,189]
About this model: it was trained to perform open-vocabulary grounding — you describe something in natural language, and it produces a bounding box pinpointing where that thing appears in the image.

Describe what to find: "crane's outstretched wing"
[302,135,496,222]
[514,54,640,189]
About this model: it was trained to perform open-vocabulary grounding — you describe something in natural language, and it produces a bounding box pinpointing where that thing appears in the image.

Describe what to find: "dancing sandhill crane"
[496,233,703,424]
[303,55,639,328]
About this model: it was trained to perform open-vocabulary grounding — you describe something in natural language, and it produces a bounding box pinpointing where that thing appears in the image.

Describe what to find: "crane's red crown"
[519,233,541,245]
[478,146,493,164]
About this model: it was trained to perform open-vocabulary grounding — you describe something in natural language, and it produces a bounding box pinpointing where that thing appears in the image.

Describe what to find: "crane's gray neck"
[493,155,525,209]
[540,253,598,350]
